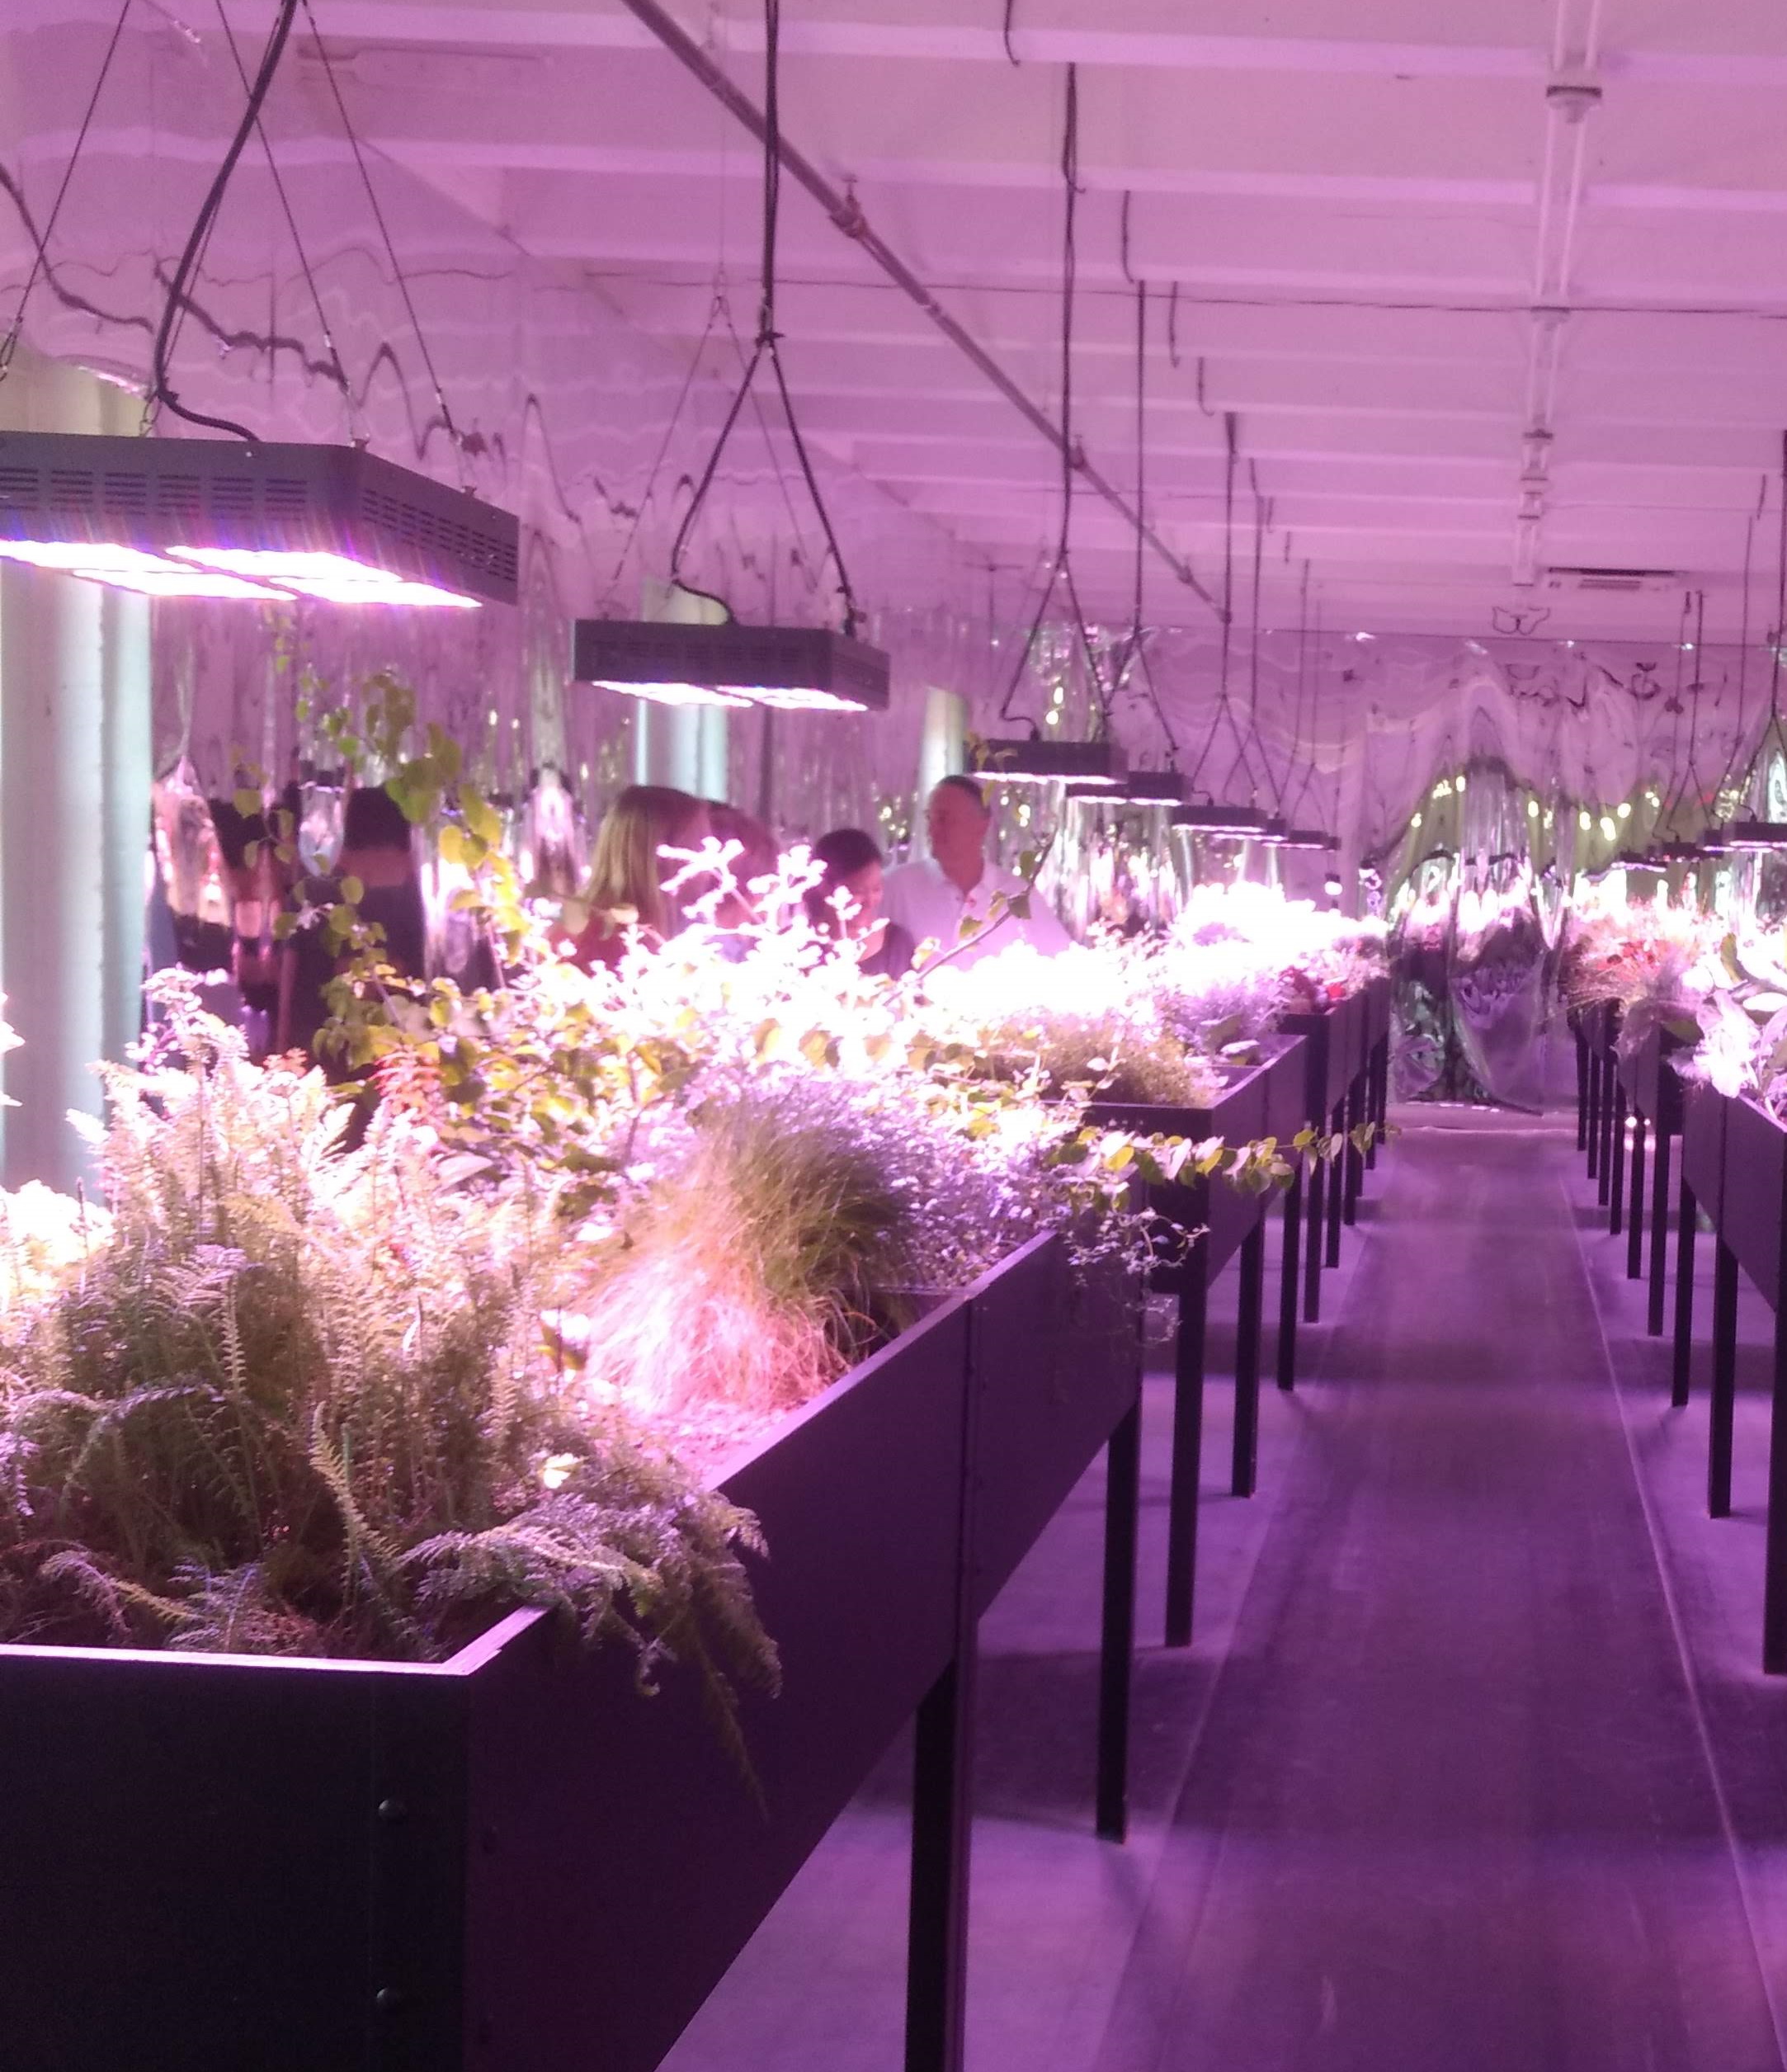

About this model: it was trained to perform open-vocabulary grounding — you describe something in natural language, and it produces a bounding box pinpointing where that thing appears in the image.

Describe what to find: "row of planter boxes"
[1088,974,1393,1650]
[2,1234,1141,2072]
[1576,1019,1787,1678]
[0,981,1396,2072]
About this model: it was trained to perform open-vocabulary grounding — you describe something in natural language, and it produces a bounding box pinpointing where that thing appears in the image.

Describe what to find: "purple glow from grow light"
[167,548,482,608]
[594,678,754,710]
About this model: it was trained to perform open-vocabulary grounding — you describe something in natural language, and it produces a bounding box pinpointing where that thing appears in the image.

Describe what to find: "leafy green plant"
[0,979,776,1735]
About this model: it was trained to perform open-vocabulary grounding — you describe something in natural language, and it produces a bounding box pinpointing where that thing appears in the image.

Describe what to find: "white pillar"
[634,578,730,800]
[0,353,152,1189]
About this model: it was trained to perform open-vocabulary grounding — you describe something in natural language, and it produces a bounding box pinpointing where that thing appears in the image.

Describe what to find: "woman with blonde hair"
[568,784,710,970]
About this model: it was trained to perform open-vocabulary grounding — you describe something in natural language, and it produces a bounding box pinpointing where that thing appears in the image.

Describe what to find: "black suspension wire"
[1228,467,1268,800]
[667,0,864,632]
[1287,586,1323,821]
[1274,555,1311,814]
[1125,279,1179,761]
[211,0,358,441]
[0,0,134,383]
[1713,474,1770,812]
[300,0,469,480]
[1185,412,1258,799]
[997,62,1085,724]
[1002,0,1021,64]
[149,0,300,441]
[599,290,724,608]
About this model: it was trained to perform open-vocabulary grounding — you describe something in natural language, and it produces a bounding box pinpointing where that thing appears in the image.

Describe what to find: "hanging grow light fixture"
[974,737,1127,787]
[0,1,517,610]
[1066,768,1182,805]
[1275,826,1340,852]
[1719,819,1787,852]
[1174,801,1273,838]
[571,613,888,713]
[0,432,517,606]
[571,0,887,717]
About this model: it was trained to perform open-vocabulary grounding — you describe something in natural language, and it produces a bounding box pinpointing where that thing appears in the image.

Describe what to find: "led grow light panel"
[972,739,1128,787]
[589,679,753,710]
[0,431,519,606]
[166,548,481,608]
[573,619,891,714]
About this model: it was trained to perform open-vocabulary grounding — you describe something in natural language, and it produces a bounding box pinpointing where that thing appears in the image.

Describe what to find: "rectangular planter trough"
[1085,1036,1305,1646]
[1,1240,1117,2072]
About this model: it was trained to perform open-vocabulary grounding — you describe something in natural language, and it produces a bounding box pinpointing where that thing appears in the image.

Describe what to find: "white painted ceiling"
[36,0,1787,645]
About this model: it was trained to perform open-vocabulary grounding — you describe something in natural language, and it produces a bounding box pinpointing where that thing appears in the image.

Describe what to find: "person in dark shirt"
[804,828,914,979]
[276,783,427,1070]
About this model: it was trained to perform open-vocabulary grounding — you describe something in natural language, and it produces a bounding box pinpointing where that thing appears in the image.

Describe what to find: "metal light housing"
[1719,819,1787,853]
[1172,802,1274,838]
[1065,769,1183,806]
[973,737,1128,786]
[572,618,889,713]
[0,431,518,606]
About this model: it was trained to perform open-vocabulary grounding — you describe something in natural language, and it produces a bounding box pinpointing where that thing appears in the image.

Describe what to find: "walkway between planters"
[666,1116,1787,2072]
[1092,1114,1786,2072]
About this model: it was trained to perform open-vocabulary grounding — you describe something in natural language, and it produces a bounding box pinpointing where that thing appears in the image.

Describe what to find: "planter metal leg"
[1576,1028,1590,1153]
[1096,1401,1140,1841]
[1277,1163,1302,1393]
[1366,1038,1382,1173]
[1610,1083,1628,1238]
[1324,1102,1345,1270]
[1627,1112,1647,1281]
[1231,1218,1266,1498]
[1587,1043,1602,1180]
[1303,1137,1325,1325]
[1710,1238,1738,1518]
[1343,1078,1365,1226]
[907,1650,975,2072]
[1672,1177,1696,1409]
[1648,1125,1672,1338]
[1606,1052,1623,1201]
[1764,1309,1787,1678]
[1164,1262,1208,1650]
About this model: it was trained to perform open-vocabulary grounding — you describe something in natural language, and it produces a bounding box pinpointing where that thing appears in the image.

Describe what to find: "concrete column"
[0,353,152,1189]
[634,578,730,800]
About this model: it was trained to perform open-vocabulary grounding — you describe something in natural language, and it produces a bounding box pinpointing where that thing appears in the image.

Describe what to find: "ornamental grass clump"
[572,1087,919,1422]
[0,979,776,1722]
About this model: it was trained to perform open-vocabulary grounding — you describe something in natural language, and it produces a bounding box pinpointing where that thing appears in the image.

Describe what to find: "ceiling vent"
[1543,566,1680,597]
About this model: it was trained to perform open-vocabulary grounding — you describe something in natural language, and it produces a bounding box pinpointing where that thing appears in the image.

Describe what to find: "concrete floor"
[662,1111,1787,2072]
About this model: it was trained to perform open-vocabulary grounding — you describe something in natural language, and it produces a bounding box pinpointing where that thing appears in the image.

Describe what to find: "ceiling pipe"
[611,0,1224,622]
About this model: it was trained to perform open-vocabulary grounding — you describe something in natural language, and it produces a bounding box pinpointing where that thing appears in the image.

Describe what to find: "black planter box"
[1280,990,1365,1123]
[1616,1023,1686,1133]
[1086,1037,1304,1277]
[1680,1071,1728,1233]
[0,1238,1123,2072]
[967,1241,1141,1617]
[1720,1094,1787,1306]
[1362,973,1393,1054]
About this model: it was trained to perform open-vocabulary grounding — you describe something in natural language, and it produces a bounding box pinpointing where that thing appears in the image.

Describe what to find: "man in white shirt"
[880,774,1072,970]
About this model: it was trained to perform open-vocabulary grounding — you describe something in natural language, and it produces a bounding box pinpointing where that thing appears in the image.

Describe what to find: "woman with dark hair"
[804,827,913,979]
[276,783,427,1069]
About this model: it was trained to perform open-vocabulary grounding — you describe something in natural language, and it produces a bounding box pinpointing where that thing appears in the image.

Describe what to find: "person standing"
[567,785,711,971]
[276,783,427,1069]
[879,775,1070,970]
[805,827,915,979]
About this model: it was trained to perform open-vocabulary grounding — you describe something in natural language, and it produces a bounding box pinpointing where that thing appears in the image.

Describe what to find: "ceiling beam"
[606,0,1224,621]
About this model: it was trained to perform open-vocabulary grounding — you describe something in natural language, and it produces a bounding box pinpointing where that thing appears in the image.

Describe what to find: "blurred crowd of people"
[146,772,1070,1071]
